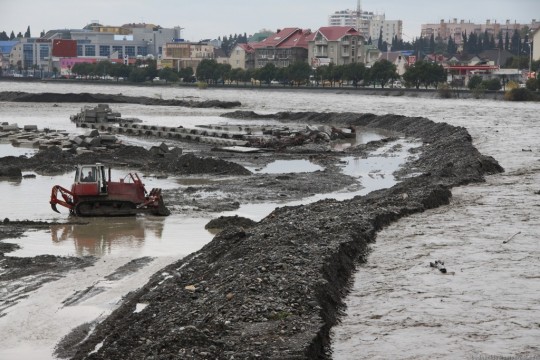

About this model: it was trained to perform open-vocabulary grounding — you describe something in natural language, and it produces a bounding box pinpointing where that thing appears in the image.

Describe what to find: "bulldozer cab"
[75,164,108,194]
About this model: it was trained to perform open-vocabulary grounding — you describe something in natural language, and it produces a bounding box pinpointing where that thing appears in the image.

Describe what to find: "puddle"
[9,216,213,258]
[248,159,324,174]
[333,128,397,151]
[226,138,421,221]
[0,143,37,157]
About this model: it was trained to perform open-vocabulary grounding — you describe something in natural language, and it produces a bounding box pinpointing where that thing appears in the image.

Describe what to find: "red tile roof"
[312,26,360,41]
[251,28,311,49]
[237,43,255,53]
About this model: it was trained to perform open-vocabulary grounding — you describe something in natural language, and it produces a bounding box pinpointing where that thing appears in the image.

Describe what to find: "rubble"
[58,112,503,360]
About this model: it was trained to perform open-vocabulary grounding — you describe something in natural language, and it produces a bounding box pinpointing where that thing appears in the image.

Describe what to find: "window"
[84,45,95,56]
[77,45,83,56]
[112,46,123,58]
[39,45,49,60]
[125,46,135,57]
[137,46,147,56]
[100,45,110,57]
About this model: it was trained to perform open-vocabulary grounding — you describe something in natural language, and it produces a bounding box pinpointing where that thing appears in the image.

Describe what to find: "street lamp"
[529,40,533,75]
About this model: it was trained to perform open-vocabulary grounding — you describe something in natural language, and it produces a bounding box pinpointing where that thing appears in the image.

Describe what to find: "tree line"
[69,59,195,83]
[194,58,446,89]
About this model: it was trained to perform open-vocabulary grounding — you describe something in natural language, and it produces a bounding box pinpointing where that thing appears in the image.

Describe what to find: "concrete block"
[23,125,38,131]
[84,129,100,137]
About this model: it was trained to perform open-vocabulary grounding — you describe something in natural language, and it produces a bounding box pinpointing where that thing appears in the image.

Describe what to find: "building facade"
[421,19,540,45]
[251,28,311,68]
[229,43,255,69]
[161,41,215,71]
[369,15,403,45]
[308,26,364,66]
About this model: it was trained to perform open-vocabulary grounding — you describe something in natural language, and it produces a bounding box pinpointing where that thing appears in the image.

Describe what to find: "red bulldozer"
[50,163,170,216]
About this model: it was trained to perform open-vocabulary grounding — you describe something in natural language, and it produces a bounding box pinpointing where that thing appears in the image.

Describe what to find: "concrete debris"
[2,124,121,154]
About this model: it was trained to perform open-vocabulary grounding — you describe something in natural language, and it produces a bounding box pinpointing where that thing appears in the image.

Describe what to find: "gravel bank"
[64,112,502,359]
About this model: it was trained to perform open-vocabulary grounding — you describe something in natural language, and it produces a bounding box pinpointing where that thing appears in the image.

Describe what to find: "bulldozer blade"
[51,203,60,213]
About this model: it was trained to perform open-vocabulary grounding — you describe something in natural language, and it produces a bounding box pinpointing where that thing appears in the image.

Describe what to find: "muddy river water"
[1,82,539,359]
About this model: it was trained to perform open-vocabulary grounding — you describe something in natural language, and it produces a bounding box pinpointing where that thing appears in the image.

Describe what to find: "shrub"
[525,78,537,91]
[467,75,483,90]
[196,81,208,89]
[504,88,534,101]
[438,83,453,98]
[482,78,502,91]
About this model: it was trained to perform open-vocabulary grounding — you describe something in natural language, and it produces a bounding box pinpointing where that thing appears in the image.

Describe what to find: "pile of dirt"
[0,91,241,109]
[64,113,503,359]
[205,215,258,230]
[0,144,252,177]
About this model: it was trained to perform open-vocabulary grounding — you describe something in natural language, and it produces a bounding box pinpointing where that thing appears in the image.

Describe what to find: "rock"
[0,166,22,178]
[23,125,38,131]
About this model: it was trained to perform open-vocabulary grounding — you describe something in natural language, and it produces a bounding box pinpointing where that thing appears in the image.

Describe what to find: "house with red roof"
[250,28,311,68]
[229,43,255,70]
[307,26,365,67]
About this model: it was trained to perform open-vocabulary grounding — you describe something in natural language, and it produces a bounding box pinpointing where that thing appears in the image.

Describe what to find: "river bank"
[0,84,538,359]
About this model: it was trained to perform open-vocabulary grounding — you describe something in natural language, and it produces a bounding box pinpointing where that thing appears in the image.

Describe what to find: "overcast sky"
[1,0,538,41]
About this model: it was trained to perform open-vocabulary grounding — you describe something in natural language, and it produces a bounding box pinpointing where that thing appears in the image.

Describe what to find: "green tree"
[158,67,179,83]
[0,31,8,41]
[370,59,397,88]
[525,78,537,91]
[196,59,218,83]
[9,31,15,40]
[128,67,147,82]
[468,75,483,90]
[257,63,277,85]
[343,62,367,87]
[481,78,502,91]
[95,60,112,78]
[287,61,311,86]
[510,30,520,55]
[109,63,131,80]
[447,37,457,55]
[71,62,95,78]
[229,68,244,85]
[24,26,31,38]
[497,31,504,50]
[178,67,194,82]
[216,63,231,84]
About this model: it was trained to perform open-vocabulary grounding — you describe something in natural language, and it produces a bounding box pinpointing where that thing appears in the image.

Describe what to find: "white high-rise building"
[328,1,402,45]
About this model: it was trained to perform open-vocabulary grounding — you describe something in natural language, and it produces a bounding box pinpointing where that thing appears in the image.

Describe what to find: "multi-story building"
[421,19,540,45]
[370,15,402,46]
[0,41,19,72]
[250,28,311,68]
[161,41,215,71]
[229,43,255,69]
[329,1,402,44]
[533,28,540,62]
[9,38,51,72]
[308,26,364,66]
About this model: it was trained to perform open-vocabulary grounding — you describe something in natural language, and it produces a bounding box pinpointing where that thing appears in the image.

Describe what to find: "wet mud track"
[47,112,502,359]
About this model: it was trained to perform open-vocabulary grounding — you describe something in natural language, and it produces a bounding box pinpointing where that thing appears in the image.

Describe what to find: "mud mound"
[0,91,241,109]
[205,215,257,230]
[66,113,503,360]
[148,153,252,176]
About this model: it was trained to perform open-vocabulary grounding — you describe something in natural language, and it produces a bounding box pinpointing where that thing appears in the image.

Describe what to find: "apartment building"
[307,26,364,66]
[250,28,311,68]
[329,2,402,45]
[370,15,403,45]
[161,41,215,71]
[9,38,51,71]
[229,43,255,70]
[421,19,540,44]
